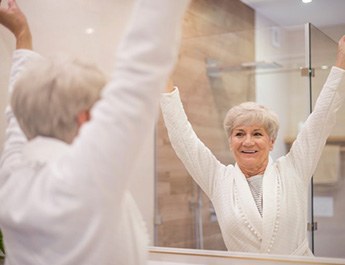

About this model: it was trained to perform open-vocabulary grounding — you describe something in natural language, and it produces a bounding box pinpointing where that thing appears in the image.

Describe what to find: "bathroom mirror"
[154,0,345,260]
[0,0,345,263]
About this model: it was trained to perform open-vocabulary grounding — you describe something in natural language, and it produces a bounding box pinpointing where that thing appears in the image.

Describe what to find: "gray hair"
[11,56,106,143]
[223,101,280,140]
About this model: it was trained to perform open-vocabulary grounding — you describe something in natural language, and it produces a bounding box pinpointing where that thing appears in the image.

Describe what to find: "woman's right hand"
[0,0,32,49]
[336,35,345,70]
[165,78,176,93]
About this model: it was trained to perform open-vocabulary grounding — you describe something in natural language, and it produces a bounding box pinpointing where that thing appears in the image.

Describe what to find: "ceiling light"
[302,0,312,3]
[85,28,95,35]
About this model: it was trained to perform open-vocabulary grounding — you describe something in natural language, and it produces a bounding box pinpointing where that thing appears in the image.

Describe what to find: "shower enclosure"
[154,22,345,259]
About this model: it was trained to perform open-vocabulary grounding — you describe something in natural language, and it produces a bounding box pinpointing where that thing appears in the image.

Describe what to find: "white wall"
[0,32,13,154]
[320,23,345,43]
[0,0,155,242]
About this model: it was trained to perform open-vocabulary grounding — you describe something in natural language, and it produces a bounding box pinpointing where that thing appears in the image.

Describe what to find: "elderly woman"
[160,35,345,256]
[0,0,190,264]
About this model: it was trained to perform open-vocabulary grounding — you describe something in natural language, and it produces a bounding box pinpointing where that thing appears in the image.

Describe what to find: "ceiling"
[240,0,345,28]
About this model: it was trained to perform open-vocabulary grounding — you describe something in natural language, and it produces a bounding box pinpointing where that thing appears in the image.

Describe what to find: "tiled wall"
[155,0,255,250]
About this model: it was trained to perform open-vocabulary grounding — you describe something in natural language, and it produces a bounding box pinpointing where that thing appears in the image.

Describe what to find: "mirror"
[154,0,345,260]
[0,0,345,262]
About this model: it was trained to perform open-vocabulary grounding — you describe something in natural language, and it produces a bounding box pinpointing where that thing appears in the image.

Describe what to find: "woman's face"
[229,124,274,177]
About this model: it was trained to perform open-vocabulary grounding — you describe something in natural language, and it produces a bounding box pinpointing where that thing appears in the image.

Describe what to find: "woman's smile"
[229,124,274,177]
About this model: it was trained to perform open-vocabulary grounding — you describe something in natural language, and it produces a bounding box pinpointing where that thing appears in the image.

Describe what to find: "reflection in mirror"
[154,0,345,260]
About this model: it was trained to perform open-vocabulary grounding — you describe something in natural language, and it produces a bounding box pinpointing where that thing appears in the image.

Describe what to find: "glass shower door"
[307,23,345,259]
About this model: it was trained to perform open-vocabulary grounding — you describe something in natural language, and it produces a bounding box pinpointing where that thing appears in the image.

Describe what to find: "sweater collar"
[22,136,70,163]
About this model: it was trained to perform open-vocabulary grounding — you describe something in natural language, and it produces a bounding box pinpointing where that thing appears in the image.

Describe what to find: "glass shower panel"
[308,24,345,259]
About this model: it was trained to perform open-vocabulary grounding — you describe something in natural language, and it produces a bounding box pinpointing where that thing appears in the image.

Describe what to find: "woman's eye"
[254,132,263,136]
[235,132,244,137]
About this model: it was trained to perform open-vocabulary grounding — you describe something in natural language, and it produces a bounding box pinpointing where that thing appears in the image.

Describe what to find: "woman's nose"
[243,136,254,146]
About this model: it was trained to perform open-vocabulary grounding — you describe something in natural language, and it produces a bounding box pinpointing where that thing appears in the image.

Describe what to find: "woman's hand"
[165,78,176,93]
[0,0,32,49]
[336,35,345,70]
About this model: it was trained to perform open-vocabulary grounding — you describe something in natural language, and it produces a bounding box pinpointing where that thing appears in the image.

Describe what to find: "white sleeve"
[63,0,191,201]
[288,66,345,186]
[160,88,227,199]
[0,50,43,169]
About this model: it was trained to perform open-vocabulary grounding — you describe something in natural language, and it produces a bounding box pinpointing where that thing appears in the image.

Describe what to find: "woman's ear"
[228,136,233,151]
[76,109,91,128]
[269,138,275,151]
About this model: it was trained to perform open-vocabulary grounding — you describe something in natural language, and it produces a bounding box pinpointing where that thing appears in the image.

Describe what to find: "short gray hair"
[11,56,106,143]
[223,101,280,140]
